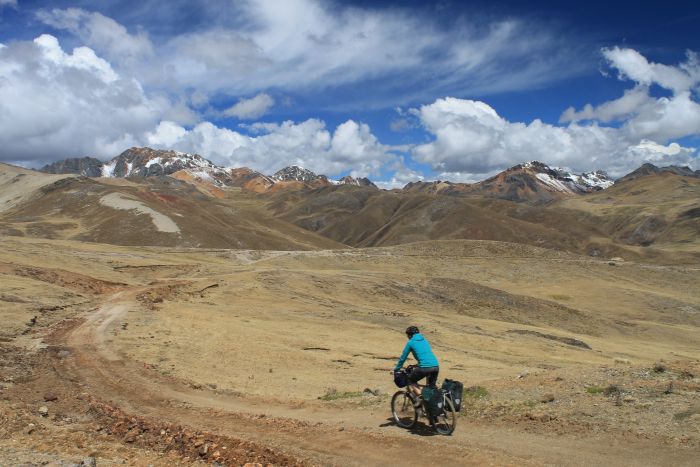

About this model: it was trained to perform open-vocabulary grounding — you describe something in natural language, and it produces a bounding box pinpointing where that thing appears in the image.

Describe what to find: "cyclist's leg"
[408,367,428,400]
[427,367,439,387]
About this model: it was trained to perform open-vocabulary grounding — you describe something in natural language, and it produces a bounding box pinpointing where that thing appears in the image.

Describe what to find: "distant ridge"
[42,148,700,200]
[40,148,379,192]
[401,161,614,203]
[616,163,700,183]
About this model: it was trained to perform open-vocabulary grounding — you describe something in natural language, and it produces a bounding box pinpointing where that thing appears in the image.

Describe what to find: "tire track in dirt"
[51,289,524,466]
[51,286,698,467]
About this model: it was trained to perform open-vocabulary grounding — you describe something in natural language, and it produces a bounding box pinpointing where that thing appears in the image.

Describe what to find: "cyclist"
[392,326,439,400]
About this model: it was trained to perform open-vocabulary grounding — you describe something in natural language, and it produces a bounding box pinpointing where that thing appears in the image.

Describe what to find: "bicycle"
[391,367,457,435]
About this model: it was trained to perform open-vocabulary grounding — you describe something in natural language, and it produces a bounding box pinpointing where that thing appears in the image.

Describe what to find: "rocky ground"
[0,236,698,466]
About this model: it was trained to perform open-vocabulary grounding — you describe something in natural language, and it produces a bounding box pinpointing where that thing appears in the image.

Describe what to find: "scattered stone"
[80,457,97,467]
[540,393,555,403]
[653,362,666,373]
[362,388,381,396]
[44,392,58,402]
[614,358,631,365]
[623,395,636,403]
[338,426,345,431]
[26,423,35,434]
[120,322,128,330]
[38,406,49,417]
[58,350,72,359]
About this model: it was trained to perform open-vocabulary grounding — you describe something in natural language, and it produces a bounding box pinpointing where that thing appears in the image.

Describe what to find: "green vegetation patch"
[549,294,571,301]
[318,389,363,401]
[464,385,489,399]
[586,384,621,396]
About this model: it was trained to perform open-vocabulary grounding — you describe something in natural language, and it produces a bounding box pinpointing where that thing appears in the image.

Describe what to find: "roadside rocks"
[82,397,306,466]
[38,405,49,417]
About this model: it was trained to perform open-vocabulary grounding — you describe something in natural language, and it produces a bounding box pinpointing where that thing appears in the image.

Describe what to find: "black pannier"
[393,370,409,388]
[441,378,464,412]
[421,386,444,418]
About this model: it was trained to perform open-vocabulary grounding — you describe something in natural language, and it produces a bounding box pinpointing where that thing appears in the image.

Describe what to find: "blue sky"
[1,0,699,186]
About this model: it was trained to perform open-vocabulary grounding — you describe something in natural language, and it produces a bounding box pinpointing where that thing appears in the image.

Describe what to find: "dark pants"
[408,366,439,387]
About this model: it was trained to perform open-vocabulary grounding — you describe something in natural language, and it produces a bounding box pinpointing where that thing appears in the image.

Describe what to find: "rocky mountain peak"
[517,161,614,192]
[40,157,103,177]
[272,166,326,183]
[102,147,218,178]
[337,175,378,188]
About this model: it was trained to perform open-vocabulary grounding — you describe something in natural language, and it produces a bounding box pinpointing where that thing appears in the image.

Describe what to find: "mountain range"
[0,147,694,262]
[40,147,377,193]
[38,147,629,202]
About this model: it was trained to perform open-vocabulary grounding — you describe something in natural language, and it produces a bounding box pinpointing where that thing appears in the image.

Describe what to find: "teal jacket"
[395,333,439,370]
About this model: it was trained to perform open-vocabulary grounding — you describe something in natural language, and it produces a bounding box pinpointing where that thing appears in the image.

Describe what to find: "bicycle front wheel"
[391,390,418,429]
[434,396,457,435]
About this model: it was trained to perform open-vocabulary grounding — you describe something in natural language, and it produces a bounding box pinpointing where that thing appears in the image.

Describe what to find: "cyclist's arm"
[394,341,412,371]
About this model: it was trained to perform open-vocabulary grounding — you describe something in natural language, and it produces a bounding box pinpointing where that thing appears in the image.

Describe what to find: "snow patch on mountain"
[524,161,614,192]
[534,172,576,193]
[101,161,117,177]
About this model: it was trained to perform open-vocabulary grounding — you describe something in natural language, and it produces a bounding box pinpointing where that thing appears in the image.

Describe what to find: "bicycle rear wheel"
[391,391,418,429]
[434,396,457,435]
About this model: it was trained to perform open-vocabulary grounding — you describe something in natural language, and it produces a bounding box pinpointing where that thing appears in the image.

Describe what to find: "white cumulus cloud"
[0,33,390,176]
[224,93,275,119]
[147,118,392,177]
[411,49,700,180]
[562,48,700,142]
[36,8,154,69]
[411,97,698,179]
[0,34,166,164]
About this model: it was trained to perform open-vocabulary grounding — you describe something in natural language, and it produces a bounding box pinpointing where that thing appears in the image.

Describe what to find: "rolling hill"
[0,163,344,250]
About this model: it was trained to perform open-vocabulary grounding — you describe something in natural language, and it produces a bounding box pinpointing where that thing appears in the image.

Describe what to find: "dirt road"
[45,288,697,466]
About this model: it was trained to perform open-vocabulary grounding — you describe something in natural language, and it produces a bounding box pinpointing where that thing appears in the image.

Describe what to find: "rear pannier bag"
[441,378,464,412]
[421,386,444,418]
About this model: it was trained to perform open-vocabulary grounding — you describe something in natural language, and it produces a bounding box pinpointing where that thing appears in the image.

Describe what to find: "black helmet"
[405,326,419,337]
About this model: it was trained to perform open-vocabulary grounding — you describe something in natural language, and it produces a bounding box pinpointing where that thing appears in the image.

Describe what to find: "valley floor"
[0,236,698,466]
